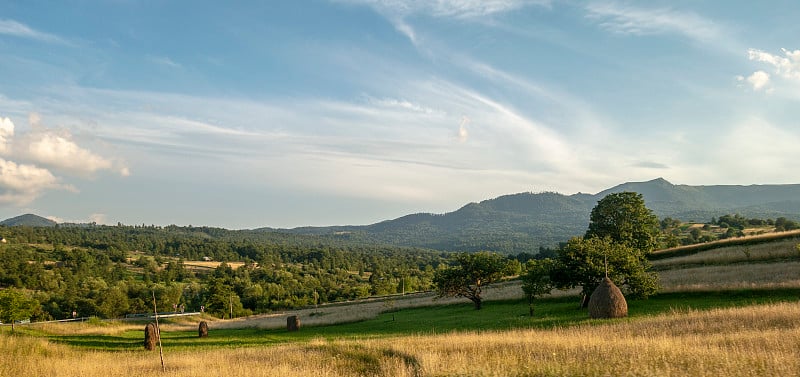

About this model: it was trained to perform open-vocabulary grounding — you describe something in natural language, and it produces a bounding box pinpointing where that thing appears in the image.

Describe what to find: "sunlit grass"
[652,238,800,269]
[6,238,800,376]
[4,301,800,376]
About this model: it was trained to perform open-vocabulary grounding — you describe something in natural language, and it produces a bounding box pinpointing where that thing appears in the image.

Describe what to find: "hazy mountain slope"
[0,214,57,227]
[264,178,800,254]
[10,178,800,254]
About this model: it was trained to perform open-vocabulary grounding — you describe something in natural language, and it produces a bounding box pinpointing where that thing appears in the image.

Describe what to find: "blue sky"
[1,1,800,228]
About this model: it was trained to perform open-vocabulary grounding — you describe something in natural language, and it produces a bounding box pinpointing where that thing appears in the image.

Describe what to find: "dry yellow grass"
[657,261,800,292]
[652,239,800,268]
[3,302,800,376]
[182,261,246,270]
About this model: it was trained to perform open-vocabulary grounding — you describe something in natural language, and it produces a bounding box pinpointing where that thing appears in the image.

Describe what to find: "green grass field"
[5,238,800,376]
[32,288,800,352]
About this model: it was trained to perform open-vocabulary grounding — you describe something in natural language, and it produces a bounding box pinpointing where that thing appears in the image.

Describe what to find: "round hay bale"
[588,277,628,319]
[198,321,209,338]
[144,323,159,350]
[287,315,300,332]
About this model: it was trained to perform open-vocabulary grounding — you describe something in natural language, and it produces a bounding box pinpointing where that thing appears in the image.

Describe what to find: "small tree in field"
[521,258,555,316]
[0,288,38,332]
[434,251,514,310]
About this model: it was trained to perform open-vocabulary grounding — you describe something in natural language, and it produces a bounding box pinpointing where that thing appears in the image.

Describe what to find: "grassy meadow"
[3,237,800,376]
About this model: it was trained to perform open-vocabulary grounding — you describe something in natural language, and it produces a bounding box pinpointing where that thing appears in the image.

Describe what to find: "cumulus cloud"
[746,71,771,91]
[0,117,14,154]
[24,132,114,175]
[0,112,129,206]
[89,213,108,225]
[748,48,800,80]
[0,158,66,205]
[2,114,130,177]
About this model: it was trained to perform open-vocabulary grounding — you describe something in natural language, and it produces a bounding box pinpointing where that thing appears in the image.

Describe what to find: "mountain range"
[261,178,800,254]
[5,178,800,254]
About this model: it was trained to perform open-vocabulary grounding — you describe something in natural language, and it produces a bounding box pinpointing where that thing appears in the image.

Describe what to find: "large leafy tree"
[547,192,660,308]
[0,288,39,332]
[586,192,660,253]
[550,237,658,306]
[434,251,514,310]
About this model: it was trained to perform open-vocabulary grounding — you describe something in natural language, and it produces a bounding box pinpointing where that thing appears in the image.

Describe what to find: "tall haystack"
[144,323,159,350]
[198,321,209,338]
[588,277,628,319]
[287,315,300,332]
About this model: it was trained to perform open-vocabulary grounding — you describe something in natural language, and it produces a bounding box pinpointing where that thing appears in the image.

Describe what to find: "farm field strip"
[652,238,800,269]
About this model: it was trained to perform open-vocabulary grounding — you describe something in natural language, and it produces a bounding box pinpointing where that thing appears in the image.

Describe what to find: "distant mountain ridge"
[262,178,800,254]
[6,178,800,254]
[0,214,57,227]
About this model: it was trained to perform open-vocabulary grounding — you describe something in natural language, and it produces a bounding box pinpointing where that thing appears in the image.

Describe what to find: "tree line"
[0,225,450,321]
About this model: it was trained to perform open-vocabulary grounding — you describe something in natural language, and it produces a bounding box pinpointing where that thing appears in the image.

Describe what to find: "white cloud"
[89,213,108,225]
[24,132,114,175]
[393,18,418,45]
[746,70,771,91]
[585,2,721,43]
[748,48,800,80]
[0,117,14,154]
[0,158,65,205]
[0,111,130,189]
[457,116,470,143]
[338,0,548,45]
[0,19,68,44]
[28,112,41,128]
[0,114,130,177]
[34,79,586,202]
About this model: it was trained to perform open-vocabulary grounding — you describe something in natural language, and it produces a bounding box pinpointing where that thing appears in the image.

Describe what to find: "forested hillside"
[264,178,800,254]
[0,224,450,321]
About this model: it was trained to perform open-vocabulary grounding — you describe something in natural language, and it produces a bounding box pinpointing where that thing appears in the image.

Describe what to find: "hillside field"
[3,237,800,376]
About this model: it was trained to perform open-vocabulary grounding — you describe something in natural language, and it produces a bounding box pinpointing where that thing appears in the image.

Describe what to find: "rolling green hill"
[263,178,800,254]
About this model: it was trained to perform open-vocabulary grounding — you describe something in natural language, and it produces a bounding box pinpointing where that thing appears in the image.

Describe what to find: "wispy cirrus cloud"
[336,0,549,45]
[585,2,722,43]
[147,55,182,69]
[339,0,548,19]
[0,19,68,44]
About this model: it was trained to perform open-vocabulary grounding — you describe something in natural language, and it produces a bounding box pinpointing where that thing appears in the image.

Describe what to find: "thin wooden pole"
[152,291,165,372]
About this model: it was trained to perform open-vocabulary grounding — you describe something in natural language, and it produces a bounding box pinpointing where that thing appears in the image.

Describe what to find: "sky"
[1,1,800,229]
